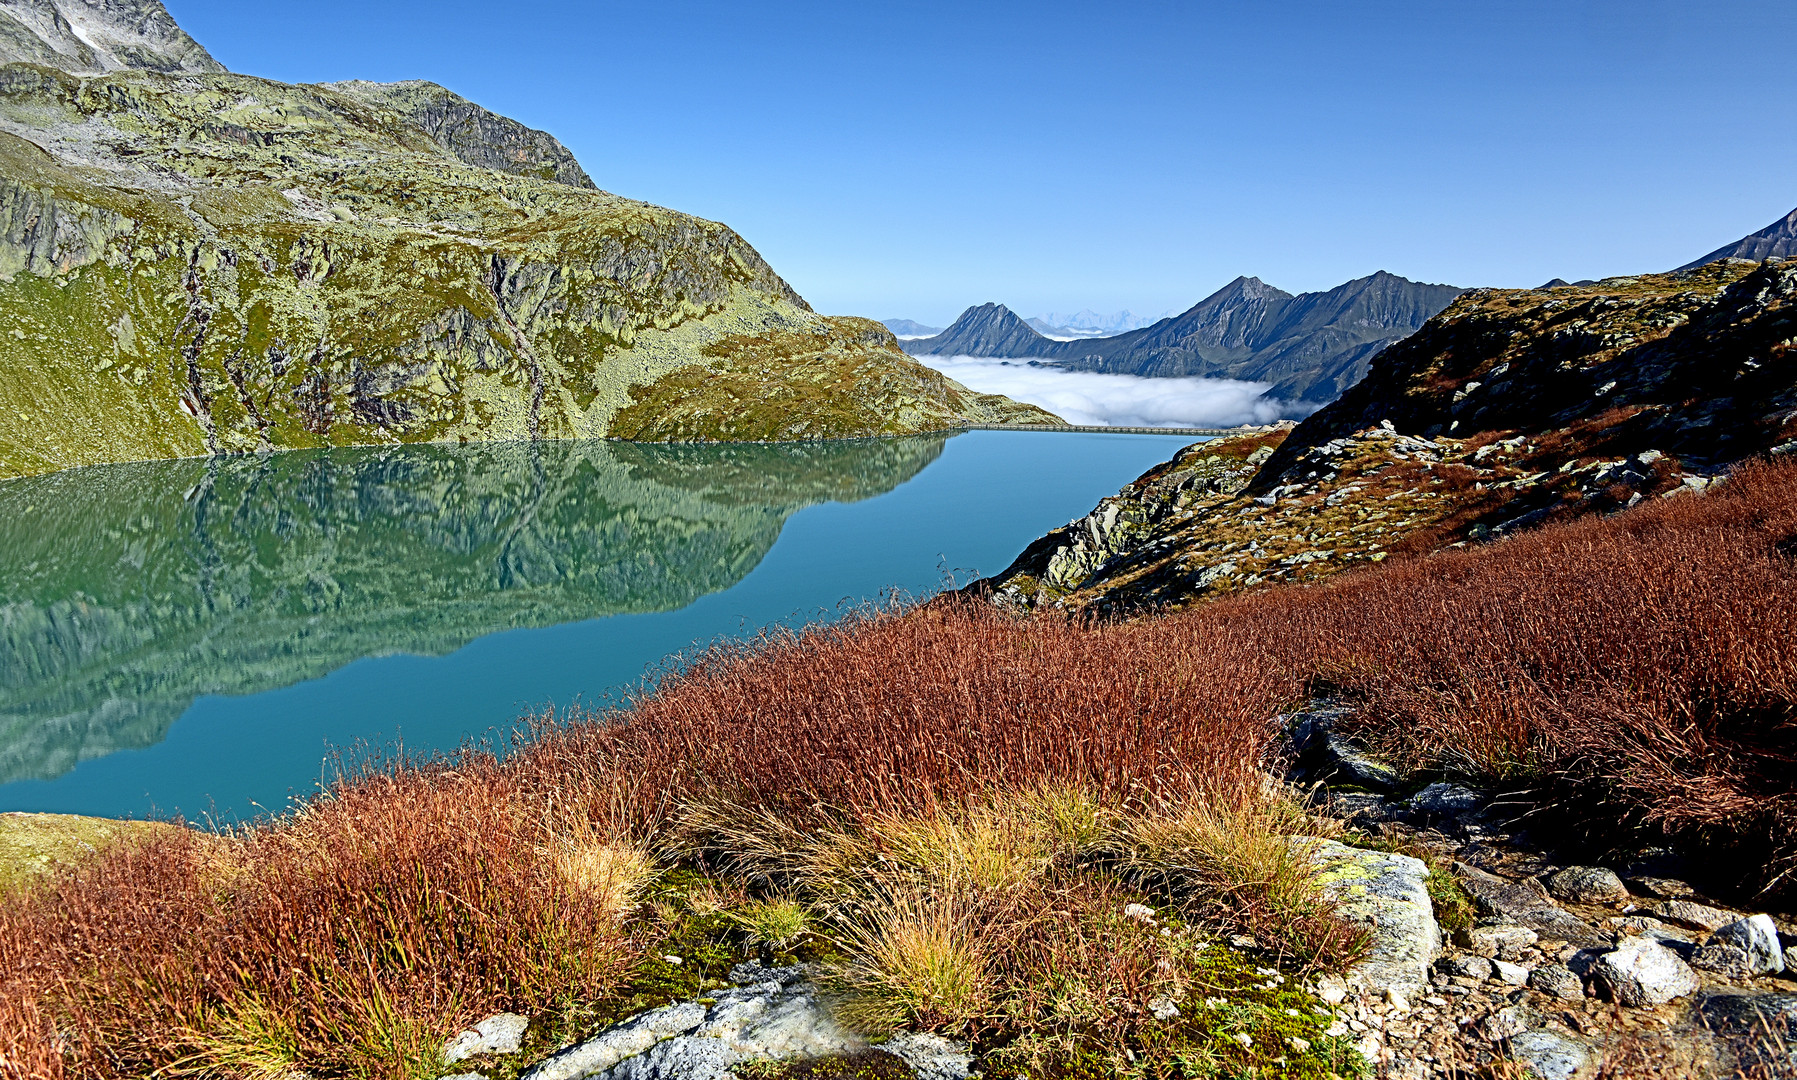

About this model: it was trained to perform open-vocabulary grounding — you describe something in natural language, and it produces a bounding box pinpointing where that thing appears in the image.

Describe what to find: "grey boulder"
[1527,964,1586,1001]
[1544,866,1628,905]
[1591,937,1698,1006]
[1409,783,1483,816]
[1704,914,1785,976]
[1507,1029,1595,1080]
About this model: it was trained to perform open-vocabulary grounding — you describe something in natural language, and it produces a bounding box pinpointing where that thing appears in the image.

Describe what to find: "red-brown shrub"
[4,457,1794,1079]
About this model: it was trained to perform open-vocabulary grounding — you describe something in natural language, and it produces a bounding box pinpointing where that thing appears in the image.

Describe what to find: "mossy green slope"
[0,64,1057,480]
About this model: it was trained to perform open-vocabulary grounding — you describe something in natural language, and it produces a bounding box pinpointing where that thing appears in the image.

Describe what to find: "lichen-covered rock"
[1648,900,1741,932]
[1409,783,1483,816]
[1293,837,1441,997]
[1287,705,1400,790]
[880,1032,976,1080]
[1526,964,1585,1001]
[1507,1029,1595,1080]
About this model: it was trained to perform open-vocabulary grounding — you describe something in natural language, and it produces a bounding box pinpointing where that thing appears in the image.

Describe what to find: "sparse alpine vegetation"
[0,3,1057,483]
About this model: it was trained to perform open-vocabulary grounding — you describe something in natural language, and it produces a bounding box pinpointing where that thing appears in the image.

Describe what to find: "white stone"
[1707,914,1785,976]
[1491,959,1530,986]
[1592,937,1699,1006]
[445,1013,529,1063]
[1508,1030,1595,1080]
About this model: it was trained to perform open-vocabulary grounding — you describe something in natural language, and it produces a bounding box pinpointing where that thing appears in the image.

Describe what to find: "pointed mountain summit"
[1680,206,1797,270]
[0,0,223,74]
[902,303,1061,358]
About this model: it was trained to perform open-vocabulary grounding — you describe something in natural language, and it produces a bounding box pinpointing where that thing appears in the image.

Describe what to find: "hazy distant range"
[882,272,1463,428]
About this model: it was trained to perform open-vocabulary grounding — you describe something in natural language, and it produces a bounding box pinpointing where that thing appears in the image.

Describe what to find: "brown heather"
[2,458,1794,1079]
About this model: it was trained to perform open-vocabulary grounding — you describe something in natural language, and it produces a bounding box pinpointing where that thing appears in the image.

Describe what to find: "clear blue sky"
[169,0,1797,325]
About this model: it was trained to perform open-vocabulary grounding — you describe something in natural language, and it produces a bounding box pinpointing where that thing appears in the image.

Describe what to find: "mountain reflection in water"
[0,437,946,787]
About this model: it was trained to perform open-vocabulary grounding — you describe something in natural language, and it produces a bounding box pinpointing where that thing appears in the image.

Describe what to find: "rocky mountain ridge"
[979,259,1796,612]
[0,0,220,75]
[1680,204,1797,269]
[904,271,1463,405]
[0,3,1056,481]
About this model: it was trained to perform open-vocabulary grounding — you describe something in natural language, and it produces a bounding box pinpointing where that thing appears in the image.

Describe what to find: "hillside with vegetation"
[980,258,1795,612]
[4,247,1796,1078]
[0,2,1056,482]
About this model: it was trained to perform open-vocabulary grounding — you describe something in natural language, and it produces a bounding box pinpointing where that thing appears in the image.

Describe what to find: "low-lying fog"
[917,355,1311,429]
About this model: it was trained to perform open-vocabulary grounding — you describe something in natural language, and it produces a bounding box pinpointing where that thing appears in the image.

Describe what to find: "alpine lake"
[0,431,1195,822]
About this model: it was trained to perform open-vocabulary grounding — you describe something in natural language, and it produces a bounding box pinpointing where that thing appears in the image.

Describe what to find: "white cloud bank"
[917,355,1313,429]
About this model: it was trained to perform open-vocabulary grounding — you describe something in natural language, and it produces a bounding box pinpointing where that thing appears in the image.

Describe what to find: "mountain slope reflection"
[0,436,946,784]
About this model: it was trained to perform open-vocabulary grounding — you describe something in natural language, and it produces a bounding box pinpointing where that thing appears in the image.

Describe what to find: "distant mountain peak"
[0,0,224,75]
[900,303,1057,358]
[905,272,1465,404]
[1680,206,1797,270]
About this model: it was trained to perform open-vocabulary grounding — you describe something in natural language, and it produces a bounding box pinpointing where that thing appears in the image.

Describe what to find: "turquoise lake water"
[0,430,1193,821]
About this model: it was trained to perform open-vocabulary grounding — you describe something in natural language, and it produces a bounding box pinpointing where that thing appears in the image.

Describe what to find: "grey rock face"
[1591,937,1698,1007]
[1451,863,1602,944]
[1679,205,1797,270]
[0,0,222,74]
[1409,782,1482,816]
[1544,866,1628,905]
[523,1001,710,1080]
[324,80,596,189]
[1696,991,1797,1076]
[1704,914,1785,976]
[1294,837,1441,997]
[901,302,1058,359]
[905,273,1464,406]
[446,1013,530,1063]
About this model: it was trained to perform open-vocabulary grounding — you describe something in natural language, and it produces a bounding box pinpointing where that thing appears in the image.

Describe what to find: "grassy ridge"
[2,460,1793,1079]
